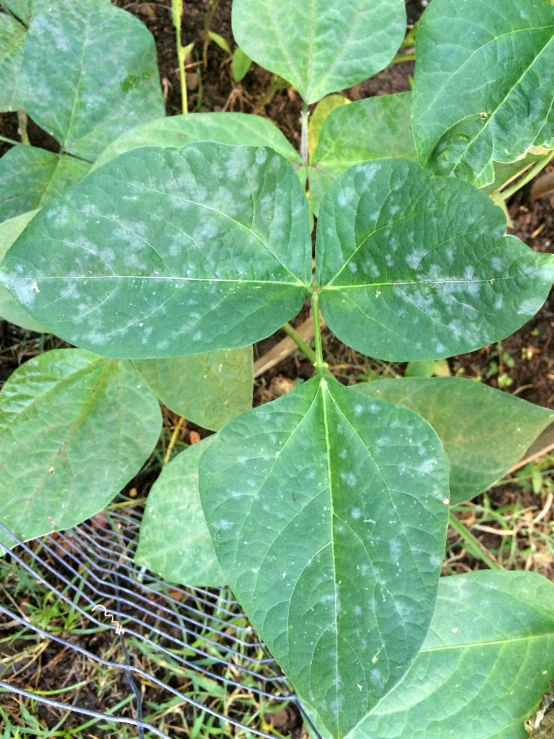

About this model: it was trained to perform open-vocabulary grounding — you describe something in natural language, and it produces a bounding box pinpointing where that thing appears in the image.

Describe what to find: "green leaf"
[412,0,554,185]
[354,377,554,504]
[305,570,554,738]
[200,375,450,737]
[0,146,90,223]
[0,143,311,358]
[308,94,350,160]
[232,47,252,82]
[3,1,33,24]
[317,159,554,361]
[0,209,46,331]
[133,347,253,431]
[0,12,25,111]
[404,360,435,378]
[309,92,416,214]
[93,112,301,170]
[481,152,546,197]
[232,0,406,104]
[0,349,162,547]
[135,437,225,585]
[208,31,231,55]
[18,0,164,160]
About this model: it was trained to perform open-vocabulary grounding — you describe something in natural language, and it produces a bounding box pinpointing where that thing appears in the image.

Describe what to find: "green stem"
[282,322,317,363]
[17,110,30,145]
[311,293,328,375]
[301,101,309,168]
[493,150,554,204]
[391,51,416,64]
[0,134,23,147]
[448,511,503,570]
[172,0,188,114]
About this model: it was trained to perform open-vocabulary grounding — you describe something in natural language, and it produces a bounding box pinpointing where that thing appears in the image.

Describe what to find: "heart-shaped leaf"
[0,349,162,548]
[17,0,164,160]
[412,0,554,185]
[317,159,554,361]
[94,112,301,170]
[200,375,449,737]
[135,437,224,585]
[0,210,45,331]
[134,347,253,432]
[0,145,90,223]
[232,0,406,104]
[309,92,416,214]
[305,570,554,738]
[0,143,311,358]
[354,378,554,504]
[0,12,25,111]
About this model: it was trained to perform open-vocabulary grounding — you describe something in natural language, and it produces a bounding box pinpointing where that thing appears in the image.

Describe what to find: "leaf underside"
[135,437,225,586]
[355,377,554,504]
[0,349,162,548]
[0,143,311,358]
[412,0,554,185]
[305,570,554,738]
[316,159,554,361]
[200,376,449,737]
[232,0,406,104]
[133,346,253,432]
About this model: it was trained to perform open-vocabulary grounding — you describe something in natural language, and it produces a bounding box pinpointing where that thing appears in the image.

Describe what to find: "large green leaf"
[200,375,449,737]
[0,209,45,331]
[232,0,406,104]
[0,145,90,223]
[308,95,350,160]
[134,347,253,432]
[306,570,554,738]
[135,437,224,585]
[412,0,554,186]
[0,349,162,548]
[18,0,164,160]
[354,378,554,504]
[3,1,33,24]
[0,143,311,358]
[317,159,554,361]
[309,93,416,214]
[94,112,301,170]
[0,12,25,111]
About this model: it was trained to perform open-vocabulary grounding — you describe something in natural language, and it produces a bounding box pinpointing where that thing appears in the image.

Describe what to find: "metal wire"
[0,501,321,738]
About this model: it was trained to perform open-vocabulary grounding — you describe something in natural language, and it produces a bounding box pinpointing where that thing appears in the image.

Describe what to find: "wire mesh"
[0,500,320,738]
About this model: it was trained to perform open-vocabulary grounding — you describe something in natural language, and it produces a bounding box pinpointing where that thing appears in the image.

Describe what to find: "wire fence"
[0,501,320,738]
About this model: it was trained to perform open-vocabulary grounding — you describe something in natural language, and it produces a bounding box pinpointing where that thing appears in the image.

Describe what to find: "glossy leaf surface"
[18,0,164,160]
[412,0,554,185]
[134,346,253,432]
[309,93,415,214]
[355,378,554,504]
[94,112,301,170]
[307,571,554,738]
[135,437,224,585]
[0,146,90,223]
[0,349,162,547]
[0,12,25,111]
[0,210,45,331]
[317,160,554,361]
[200,376,449,737]
[232,0,406,104]
[0,143,311,358]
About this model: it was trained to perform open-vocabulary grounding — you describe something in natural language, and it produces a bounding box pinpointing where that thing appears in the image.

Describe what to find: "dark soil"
[1,0,553,736]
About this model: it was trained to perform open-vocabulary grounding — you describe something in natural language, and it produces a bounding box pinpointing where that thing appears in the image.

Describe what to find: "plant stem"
[448,511,503,570]
[0,134,23,147]
[282,322,317,363]
[172,0,188,114]
[17,110,30,144]
[493,150,554,204]
[301,101,309,168]
[391,51,416,64]
[164,416,186,465]
[311,293,329,376]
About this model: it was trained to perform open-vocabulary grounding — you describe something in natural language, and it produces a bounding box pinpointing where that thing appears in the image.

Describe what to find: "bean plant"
[1,0,554,737]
